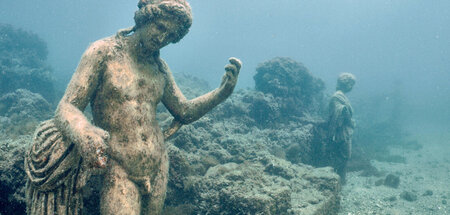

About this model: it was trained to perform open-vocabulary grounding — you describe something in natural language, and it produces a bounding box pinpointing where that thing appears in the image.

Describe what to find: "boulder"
[184,157,340,215]
[254,57,325,116]
[0,135,31,215]
[384,174,400,188]
[0,89,52,136]
[400,191,418,202]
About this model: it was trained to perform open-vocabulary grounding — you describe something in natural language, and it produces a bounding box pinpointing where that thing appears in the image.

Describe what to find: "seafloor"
[339,124,450,215]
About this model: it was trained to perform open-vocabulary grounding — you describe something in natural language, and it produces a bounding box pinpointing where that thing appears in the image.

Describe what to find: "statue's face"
[136,17,183,50]
[341,81,355,93]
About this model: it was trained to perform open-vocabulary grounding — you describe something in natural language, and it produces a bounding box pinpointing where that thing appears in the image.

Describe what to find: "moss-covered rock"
[0,89,52,136]
[186,156,339,215]
[254,57,325,117]
[0,135,31,215]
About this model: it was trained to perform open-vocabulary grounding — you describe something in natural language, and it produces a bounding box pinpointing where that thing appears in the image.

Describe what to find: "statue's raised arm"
[162,57,241,139]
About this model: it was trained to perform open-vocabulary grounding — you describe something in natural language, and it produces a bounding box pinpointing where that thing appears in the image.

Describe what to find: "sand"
[339,123,450,215]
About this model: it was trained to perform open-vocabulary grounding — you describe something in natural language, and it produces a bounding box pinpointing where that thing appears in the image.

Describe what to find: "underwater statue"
[24,0,242,214]
[326,73,356,183]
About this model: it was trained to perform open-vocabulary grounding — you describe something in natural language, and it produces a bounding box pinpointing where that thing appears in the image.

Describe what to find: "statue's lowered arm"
[54,43,109,168]
[25,42,110,215]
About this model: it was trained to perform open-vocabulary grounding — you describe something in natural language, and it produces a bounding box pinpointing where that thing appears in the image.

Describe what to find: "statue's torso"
[329,90,353,143]
[91,37,167,177]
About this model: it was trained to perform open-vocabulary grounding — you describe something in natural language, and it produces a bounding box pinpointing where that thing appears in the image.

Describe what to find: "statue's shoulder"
[84,36,117,58]
[332,90,344,97]
[330,90,349,105]
[332,91,346,99]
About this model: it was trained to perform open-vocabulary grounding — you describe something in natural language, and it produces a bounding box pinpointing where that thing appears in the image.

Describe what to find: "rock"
[263,156,296,180]
[0,135,31,215]
[384,196,397,202]
[0,24,56,102]
[375,179,384,186]
[253,57,325,118]
[246,91,280,126]
[384,174,400,188]
[0,89,52,136]
[191,157,340,215]
[254,57,324,102]
[400,191,418,202]
[165,145,194,206]
[422,190,433,196]
[192,162,291,214]
[0,89,52,119]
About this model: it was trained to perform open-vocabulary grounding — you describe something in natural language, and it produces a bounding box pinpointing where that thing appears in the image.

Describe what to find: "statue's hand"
[79,126,109,169]
[220,57,242,93]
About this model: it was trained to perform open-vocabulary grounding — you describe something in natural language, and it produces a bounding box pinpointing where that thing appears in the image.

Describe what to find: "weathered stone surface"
[384,174,400,188]
[0,135,31,215]
[189,158,339,215]
[193,161,291,214]
[0,89,52,136]
[400,191,418,202]
[254,57,325,116]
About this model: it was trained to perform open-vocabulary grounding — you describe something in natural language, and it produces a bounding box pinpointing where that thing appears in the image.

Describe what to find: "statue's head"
[336,73,356,93]
[133,0,192,48]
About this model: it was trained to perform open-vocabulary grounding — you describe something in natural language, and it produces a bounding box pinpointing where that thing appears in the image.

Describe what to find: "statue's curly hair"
[337,73,356,91]
[134,0,193,43]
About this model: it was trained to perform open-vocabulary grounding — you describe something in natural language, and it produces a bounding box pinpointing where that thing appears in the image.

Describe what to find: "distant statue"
[24,0,242,214]
[326,73,356,182]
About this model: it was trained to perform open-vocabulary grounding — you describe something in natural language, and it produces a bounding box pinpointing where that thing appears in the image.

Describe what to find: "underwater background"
[1,0,449,214]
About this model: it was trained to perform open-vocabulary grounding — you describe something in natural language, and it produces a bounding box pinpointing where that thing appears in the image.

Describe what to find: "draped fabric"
[325,90,354,182]
[25,119,83,215]
[328,91,353,159]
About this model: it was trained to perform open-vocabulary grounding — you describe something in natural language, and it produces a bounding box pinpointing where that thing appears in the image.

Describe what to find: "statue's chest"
[102,60,165,104]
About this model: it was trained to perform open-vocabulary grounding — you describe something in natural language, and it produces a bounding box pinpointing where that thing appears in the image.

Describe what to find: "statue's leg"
[142,158,169,215]
[100,161,141,215]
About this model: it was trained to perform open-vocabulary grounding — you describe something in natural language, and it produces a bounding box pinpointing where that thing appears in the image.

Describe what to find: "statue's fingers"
[96,155,108,168]
[228,57,242,71]
[220,72,228,83]
[225,64,238,76]
[102,132,110,142]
